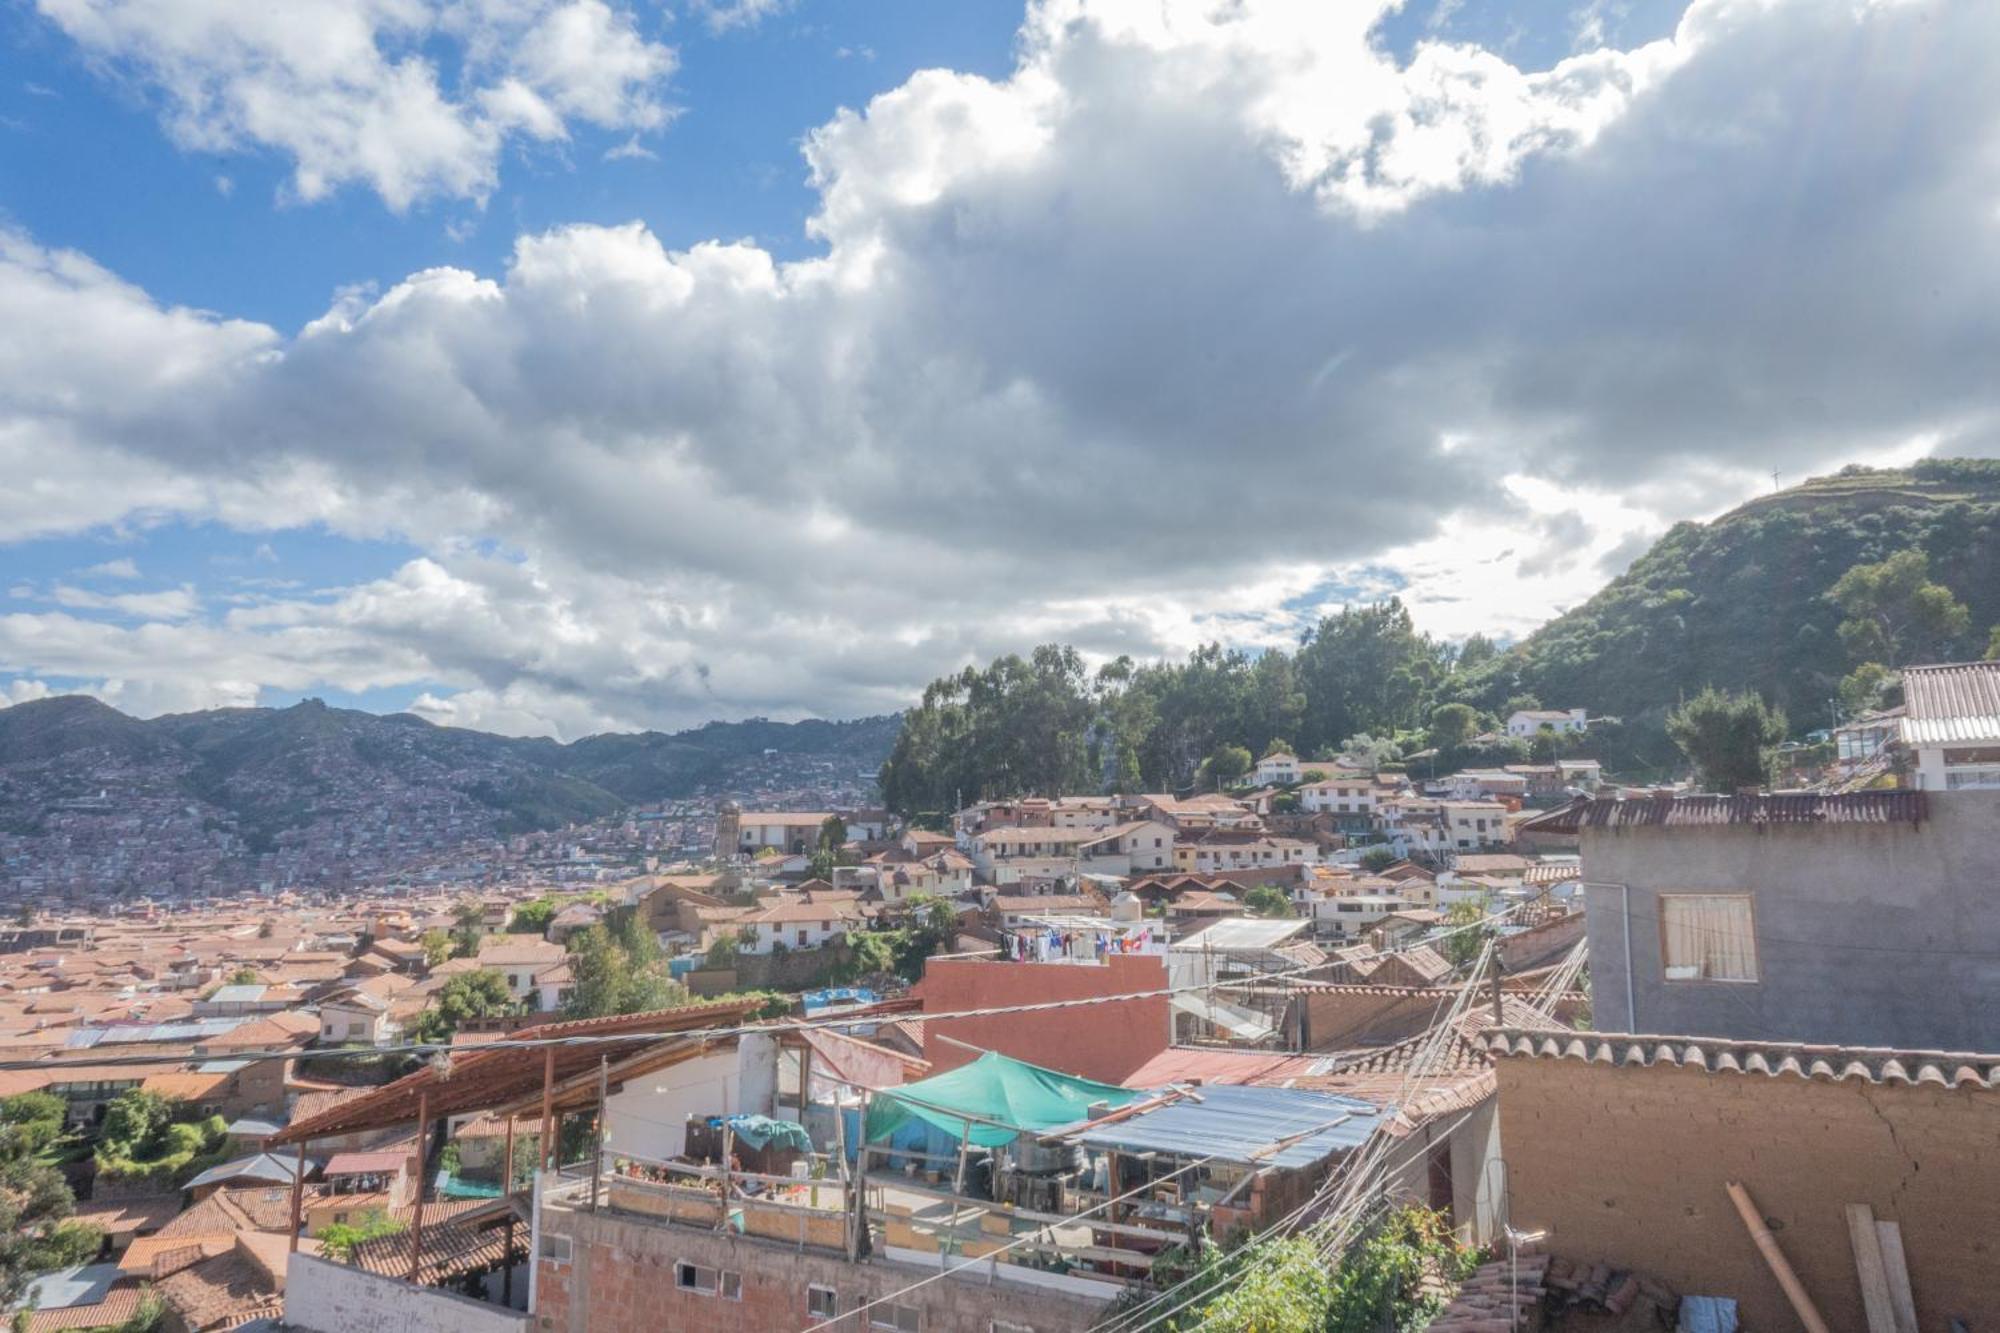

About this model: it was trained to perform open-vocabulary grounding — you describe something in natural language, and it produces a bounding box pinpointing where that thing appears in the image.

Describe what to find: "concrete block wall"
[1495,1055,2000,1332]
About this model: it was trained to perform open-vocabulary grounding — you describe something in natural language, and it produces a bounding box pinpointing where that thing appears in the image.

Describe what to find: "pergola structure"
[267,997,768,1294]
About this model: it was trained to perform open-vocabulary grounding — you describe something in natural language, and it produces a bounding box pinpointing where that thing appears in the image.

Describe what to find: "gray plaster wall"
[1580,789,2000,1051]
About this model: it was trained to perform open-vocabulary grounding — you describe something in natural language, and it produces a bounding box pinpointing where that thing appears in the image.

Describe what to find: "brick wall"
[914,954,1169,1083]
[1496,1055,2000,1331]
[534,1204,1113,1333]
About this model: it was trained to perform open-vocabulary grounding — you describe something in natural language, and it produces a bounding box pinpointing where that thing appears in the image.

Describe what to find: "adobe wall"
[1495,1055,2000,1332]
[914,954,1169,1083]
[534,1204,1113,1333]
[1581,788,2000,1048]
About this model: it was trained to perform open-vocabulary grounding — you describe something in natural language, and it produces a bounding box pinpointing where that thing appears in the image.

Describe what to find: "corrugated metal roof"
[64,1018,247,1049]
[207,985,267,1003]
[1168,917,1310,951]
[1073,1083,1384,1168]
[1520,791,1926,834]
[1901,661,2000,745]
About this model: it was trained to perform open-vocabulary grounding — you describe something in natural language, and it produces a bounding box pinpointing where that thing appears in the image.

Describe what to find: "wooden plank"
[1845,1203,1897,1333]
[1874,1220,1919,1333]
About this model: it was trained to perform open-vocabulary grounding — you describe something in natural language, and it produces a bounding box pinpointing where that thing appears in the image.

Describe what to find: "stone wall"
[1495,1051,2000,1332]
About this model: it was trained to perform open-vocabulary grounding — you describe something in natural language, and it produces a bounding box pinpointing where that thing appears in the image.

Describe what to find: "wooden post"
[287,1139,306,1253]
[796,1042,814,1124]
[501,1113,518,1306]
[718,1122,735,1231]
[408,1090,431,1284]
[589,1055,608,1213]
[539,1045,556,1171]
[1726,1181,1830,1333]
[1489,955,1506,1028]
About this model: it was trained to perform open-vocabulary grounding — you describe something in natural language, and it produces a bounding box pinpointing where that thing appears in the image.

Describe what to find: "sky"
[0,0,1995,738]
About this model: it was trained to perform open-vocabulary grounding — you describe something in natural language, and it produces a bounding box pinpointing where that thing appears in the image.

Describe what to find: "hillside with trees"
[880,460,2000,809]
[1457,459,2000,766]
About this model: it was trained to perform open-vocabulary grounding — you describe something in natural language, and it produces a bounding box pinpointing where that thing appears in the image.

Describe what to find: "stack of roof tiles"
[1426,1255,1548,1331]
[1541,1256,1681,1322]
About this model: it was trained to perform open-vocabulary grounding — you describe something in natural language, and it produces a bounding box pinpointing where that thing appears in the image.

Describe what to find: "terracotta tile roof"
[323,1150,412,1176]
[348,1208,526,1284]
[156,1249,281,1332]
[1551,789,1931,832]
[120,1233,234,1277]
[71,1193,182,1236]
[22,1282,145,1333]
[1901,660,2000,745]
[1485,1029,2000,1088]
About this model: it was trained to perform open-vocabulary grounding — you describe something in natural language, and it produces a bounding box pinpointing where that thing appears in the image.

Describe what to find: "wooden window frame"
[1657,892,1761,985]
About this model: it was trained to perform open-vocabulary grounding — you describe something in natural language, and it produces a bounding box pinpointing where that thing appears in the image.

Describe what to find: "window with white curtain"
[1660,894,1759,982]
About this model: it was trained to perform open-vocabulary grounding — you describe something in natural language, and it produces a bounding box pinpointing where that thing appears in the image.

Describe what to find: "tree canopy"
[1666,687,1787,792]
[564,908,688,1019]
[410,969,519,1043]
[879,599,1455,815]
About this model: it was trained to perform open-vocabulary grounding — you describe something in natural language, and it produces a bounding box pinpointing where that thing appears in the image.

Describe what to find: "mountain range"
[0,697,899,899]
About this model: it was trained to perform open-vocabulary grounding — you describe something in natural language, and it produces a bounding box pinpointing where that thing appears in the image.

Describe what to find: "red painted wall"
[914,955,1170,1084]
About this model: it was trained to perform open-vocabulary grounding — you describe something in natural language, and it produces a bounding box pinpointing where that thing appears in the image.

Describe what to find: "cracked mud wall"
[1493,1056,2000,1331]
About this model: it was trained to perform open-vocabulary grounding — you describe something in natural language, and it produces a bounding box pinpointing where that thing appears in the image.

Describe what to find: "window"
[993,1322,1034,1333]
[808,1287,838,1319]
[676,1263,740,1298]
[797,930,810,946]
[871,1305,921,1332]
[1660,894,1759,982]
[537,1234,572,1263]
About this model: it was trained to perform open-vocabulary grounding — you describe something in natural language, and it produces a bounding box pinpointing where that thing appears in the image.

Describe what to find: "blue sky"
[0,0,1990,736]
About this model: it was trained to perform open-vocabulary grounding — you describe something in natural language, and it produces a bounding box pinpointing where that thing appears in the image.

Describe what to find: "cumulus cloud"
[36,0,677,209]
[3,0,1999,734]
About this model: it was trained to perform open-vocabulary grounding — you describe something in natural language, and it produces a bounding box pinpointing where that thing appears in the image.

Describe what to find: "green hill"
[1458,458,2000,760]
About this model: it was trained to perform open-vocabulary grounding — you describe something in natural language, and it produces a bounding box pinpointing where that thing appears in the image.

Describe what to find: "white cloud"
[50,582,201,620]
[79,557,141,579]
[36,0,677,210]
[3,0,1999,732]
[688,0,793,35]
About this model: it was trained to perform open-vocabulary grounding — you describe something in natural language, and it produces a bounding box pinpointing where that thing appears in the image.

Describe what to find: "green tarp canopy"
[723,1114,813,1152]
[863,1051,1143,1149]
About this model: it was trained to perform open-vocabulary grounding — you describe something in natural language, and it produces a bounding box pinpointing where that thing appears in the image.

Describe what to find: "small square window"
[1661,894,1759,982]
[677,1262,716,1294]
[721,1271,742,1300]
[872,1306,921,1333]
[808,1287,838,1319]
[537,1234,572,1263]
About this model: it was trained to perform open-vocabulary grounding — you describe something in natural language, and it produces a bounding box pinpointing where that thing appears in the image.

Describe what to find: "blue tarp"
[1072,1084,1385,1169]
[802,987,877,1013]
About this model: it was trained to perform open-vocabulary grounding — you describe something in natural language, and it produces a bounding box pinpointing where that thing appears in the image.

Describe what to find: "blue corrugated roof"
[1072,1084,1385,1169]
[12,1264,124,1312]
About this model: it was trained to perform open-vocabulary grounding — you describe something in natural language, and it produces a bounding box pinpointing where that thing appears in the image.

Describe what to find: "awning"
[864,1050,1141,1149]
[1170,991,1275,1040]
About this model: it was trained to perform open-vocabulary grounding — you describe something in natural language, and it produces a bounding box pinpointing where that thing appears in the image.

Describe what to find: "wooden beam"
[1874,1220,1919,1333]
[1846,1204,1897,1333]
[500,1112,517,1307]
[288,1139,306,1254]
[408,1089,431,1284]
